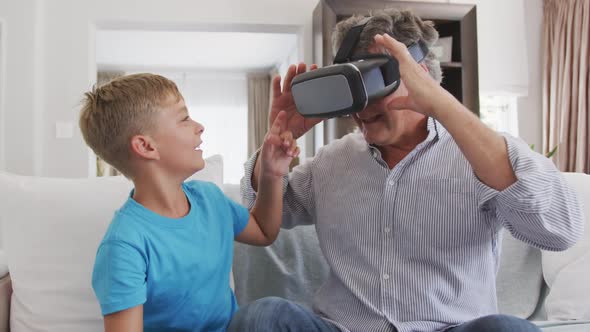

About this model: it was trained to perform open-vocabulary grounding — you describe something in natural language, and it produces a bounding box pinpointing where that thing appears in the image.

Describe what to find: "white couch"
[0,155,588,331]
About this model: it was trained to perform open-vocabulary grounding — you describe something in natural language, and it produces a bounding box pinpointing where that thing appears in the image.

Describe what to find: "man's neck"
[132,171,189,219]
[376,120,429,169]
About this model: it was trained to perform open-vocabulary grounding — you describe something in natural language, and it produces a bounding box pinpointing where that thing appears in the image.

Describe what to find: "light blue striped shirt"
[241,118,584,332]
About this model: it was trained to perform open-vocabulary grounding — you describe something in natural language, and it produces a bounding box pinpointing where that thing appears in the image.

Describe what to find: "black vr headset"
[291,22,429,118]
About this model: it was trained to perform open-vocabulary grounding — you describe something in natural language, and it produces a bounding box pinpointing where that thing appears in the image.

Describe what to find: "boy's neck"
[132,173,190,219]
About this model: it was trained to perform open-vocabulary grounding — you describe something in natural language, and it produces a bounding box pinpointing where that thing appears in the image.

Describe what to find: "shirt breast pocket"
[401,178,487,250]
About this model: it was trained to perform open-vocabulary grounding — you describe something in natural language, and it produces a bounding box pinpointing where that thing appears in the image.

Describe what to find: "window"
[479,94,519,137]
[189,105,247,184]
[170,72,248,184]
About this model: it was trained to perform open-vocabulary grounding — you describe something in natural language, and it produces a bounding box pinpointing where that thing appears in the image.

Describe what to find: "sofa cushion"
[233,225,330,308]
[0,155,223,332]
[542,172,590,321]
[496,230,544,319]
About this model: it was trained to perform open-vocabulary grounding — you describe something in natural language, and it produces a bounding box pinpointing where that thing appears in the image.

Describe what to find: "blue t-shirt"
[92,180,249,332]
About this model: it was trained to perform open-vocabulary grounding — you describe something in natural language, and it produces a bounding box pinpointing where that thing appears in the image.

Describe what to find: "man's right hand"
[269,63,323,139]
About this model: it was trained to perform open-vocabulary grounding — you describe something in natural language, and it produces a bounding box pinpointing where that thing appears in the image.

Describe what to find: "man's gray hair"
[332,8,442,83]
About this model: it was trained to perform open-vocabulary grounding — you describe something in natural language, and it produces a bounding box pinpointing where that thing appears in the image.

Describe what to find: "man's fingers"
[282,63,307,94]
[387,96,413,111]
[278,110,288,132]
[296,63,307,75]
[374,34,412,64]
[283,65,297,93]
[304,117,323,132]
[272,75,282,99]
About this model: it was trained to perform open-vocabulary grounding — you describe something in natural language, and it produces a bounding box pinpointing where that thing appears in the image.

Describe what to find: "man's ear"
[130,135,160,160]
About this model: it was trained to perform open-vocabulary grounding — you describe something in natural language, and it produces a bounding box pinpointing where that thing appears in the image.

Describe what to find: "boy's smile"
[152,95,206,177]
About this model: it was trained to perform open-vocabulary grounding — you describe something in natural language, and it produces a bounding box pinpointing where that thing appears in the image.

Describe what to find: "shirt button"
[383,274,390,280]
[384,227,391,233]
[388,180,395,186]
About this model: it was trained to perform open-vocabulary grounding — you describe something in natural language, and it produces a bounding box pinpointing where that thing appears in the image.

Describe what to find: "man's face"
[152,95,205,177]
[351,44,427,147]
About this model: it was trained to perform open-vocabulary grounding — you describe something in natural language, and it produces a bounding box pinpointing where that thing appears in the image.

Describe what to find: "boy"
[80,73,298,332]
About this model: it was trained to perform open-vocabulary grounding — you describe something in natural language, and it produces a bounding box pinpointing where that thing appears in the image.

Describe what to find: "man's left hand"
[374,34,458,118]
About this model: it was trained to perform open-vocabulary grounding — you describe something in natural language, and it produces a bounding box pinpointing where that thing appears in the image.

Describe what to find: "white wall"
[517,0,543,150]
[275,41,313,158]
[0,0,41,176]
[0,18,4,171]
[0,0,319,177]
[0,0,545,176]
[448,0,543,148]
[449,0,529,95]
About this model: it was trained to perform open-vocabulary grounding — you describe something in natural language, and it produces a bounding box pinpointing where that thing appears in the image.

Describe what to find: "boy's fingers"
[270,111,287,135]
[269,121,280,136]
[264,133,282,147]
[287,146,300,158]
[280,131,294,147]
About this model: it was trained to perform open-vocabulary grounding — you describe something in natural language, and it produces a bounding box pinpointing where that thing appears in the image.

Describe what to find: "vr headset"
[291,22,429,118]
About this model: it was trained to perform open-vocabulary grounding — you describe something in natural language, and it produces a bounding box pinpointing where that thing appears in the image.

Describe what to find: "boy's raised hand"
[259,110,299,178]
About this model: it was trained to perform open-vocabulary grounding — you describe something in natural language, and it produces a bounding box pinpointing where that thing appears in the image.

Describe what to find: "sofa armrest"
[0,274,11,332]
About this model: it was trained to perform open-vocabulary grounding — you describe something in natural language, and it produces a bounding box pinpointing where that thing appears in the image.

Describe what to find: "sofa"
[0,155,588,331]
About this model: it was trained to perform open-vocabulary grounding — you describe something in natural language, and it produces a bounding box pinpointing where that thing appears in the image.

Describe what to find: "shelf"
[441,62,463,68]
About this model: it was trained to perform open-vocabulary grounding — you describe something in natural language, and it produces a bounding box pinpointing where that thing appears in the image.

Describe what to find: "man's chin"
[362,130,388,146]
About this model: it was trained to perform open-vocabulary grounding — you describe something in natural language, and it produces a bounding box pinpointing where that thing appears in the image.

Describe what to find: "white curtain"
[542,0,589,173]
[247,70,275,156]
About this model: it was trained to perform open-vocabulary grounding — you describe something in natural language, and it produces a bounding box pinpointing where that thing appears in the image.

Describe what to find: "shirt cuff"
[475,135,555,213]
[240,150,260,209]
[240,149,290,209]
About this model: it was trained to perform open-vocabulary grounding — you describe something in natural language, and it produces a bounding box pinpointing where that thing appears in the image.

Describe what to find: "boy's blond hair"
[79,73,182,177]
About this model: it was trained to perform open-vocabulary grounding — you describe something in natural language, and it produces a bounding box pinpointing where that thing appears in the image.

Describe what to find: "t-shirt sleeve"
[186,180,250,238]
[224,193,250,237]
[91,240,147,315]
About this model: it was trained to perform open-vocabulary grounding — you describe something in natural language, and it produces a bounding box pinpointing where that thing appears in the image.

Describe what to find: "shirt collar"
[368,117,443,158]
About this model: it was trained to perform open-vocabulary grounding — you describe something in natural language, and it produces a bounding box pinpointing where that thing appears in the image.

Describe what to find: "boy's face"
[152,95,205,177]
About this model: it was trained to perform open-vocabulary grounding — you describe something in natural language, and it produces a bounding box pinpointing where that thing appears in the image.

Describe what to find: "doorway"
[94,25,301,183]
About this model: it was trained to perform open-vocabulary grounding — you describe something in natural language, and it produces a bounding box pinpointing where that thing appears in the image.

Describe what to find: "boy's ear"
[130,135,160,160]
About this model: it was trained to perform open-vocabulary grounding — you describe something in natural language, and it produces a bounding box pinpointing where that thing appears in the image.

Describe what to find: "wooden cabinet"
[314,0,480,143]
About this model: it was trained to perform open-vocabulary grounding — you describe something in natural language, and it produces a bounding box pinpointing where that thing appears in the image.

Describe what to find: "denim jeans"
[228,297,541,332]
[447,314,541,332]
[228,297,340,332]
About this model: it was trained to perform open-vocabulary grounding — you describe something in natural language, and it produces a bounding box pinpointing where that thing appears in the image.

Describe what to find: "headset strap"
[334,21,429,64]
